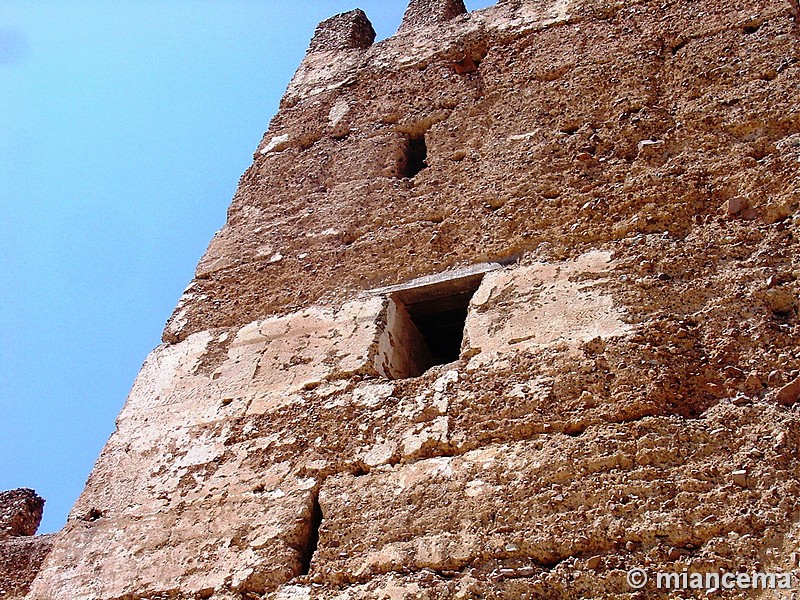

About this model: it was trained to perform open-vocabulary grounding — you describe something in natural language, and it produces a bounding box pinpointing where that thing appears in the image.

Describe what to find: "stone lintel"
[367,262,503,305]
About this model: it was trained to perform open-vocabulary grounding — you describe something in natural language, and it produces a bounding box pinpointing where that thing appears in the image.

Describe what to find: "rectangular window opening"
[382,274,483,379]
[401,133,428,178]
[405,290,474,366]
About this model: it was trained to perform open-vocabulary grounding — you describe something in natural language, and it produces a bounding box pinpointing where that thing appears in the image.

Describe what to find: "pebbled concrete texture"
[0,489,50,599]
[19,0,800,597]
[27,254,647,598]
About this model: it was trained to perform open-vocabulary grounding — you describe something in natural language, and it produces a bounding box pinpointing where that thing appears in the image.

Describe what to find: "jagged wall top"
[308,9,376,53]
[166,0,800,346]
[0,488,44,539]
[22,0,800,597]
[399,0,468,32]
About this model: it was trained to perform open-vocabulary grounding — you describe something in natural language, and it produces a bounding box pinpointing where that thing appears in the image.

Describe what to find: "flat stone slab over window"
[369,264,499,379]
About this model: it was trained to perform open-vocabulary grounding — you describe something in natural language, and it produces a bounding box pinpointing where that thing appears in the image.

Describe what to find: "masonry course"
[8,0,800,598]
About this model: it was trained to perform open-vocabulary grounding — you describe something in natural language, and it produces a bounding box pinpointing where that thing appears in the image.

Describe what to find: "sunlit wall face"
[0,0,497,535]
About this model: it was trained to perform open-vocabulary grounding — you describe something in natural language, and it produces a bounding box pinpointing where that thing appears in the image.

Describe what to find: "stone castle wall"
[16,0,800,598]
[0,488,44,539]
[0,489,52,599]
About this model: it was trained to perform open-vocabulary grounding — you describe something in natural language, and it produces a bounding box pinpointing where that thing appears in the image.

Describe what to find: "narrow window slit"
[402,133,428,178]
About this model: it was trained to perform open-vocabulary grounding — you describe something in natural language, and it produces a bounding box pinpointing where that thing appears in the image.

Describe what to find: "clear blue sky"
[0,0,495,535]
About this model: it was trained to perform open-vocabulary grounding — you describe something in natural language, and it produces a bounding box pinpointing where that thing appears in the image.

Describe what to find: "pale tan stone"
[20,0,800,597]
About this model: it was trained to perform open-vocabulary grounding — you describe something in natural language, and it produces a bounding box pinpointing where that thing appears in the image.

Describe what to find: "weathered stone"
[399,0,468,33]
[18,0,800,597]
[307,10,375,53]
[743,372,762,394]
[776,376,800,406]
[0,490,50,599]
[732,469,748,487]
[463,251,629,368]
[637,138,665,160]
[726,197,747,216]
[586,555,602,570]
[0,489,44,539]
[762,287,796,315]
[762,202,792,225]
[0,535,54,598]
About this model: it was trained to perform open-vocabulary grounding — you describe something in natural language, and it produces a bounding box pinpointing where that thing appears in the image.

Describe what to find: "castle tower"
[8,0,800,597]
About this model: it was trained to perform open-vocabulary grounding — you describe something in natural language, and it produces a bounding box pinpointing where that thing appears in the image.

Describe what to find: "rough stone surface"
[308,10,376,53]
[0,489,50,599]
[0,535,55,599]
[399,0,469,33]
[776,375,800,405]
[0,489,44,539]
[164,0,800,347]
[20,0,800,598]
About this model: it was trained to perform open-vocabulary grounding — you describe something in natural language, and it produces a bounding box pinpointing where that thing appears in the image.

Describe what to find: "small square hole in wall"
[404,290,474,366]
[380,273,484,379]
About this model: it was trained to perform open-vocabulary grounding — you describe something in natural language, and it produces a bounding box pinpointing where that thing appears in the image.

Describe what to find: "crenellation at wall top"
[307,9,376,53]
[398,0,469,33]
[0,489,44,539]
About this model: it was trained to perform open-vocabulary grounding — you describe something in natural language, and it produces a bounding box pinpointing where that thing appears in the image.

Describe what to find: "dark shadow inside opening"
[299,495,322,575]
[402,134,428,178]
[406,290,475,366]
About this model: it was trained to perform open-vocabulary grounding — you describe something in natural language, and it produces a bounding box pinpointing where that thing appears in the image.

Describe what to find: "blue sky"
[0,0,495,535]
